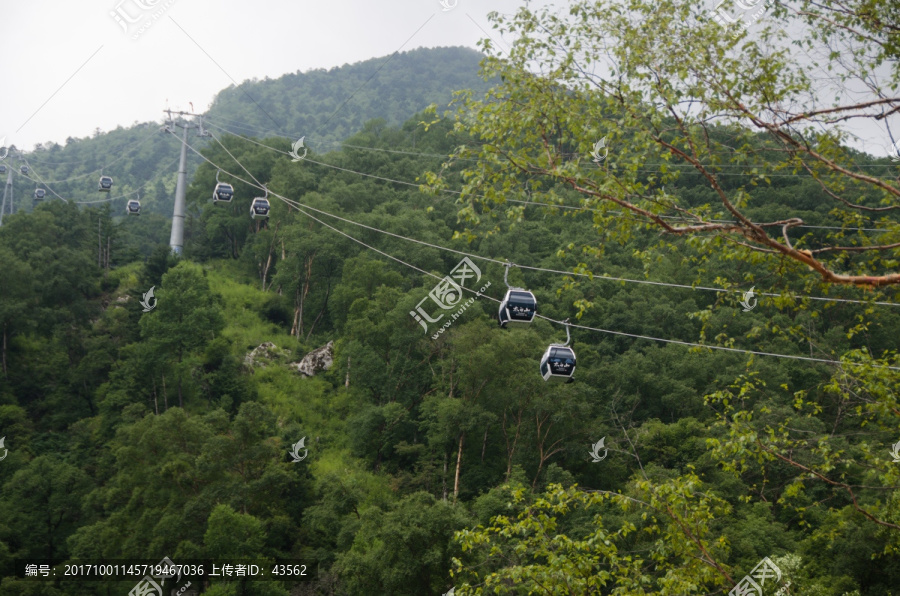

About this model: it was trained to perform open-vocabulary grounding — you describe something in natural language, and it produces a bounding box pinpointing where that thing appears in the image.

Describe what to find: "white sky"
[0,0,531,150]
[0,0,896,158]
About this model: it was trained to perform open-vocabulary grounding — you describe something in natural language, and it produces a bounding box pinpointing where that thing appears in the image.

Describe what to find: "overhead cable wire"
[196,131,898,309]
[19,125,163,182]
[202,115,900,175]
[19,157,69,204]
[203,120,900,236]
[187,137,900,371]
[74,156,181,204]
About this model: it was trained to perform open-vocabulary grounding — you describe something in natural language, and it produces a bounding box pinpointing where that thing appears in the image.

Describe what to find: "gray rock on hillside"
[291,341,334,377]
[244,342,287,368]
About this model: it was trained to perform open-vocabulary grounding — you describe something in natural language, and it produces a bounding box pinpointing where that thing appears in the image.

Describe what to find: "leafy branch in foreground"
[428,0,900,288]
[451,478,732,595]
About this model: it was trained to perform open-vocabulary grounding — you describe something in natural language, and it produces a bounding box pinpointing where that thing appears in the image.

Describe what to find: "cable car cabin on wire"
[0,165,6,174]
[33,188,46,201]
[250,197,270,219]
[213,183,234,203]
[539,322,576,382]
[20,165,28,175]
[499,289,537,327]
[98,175,113,192]
[250,184,270,219]
[498,263,537,327]
[126,199,141,215]
[213,172,233,203]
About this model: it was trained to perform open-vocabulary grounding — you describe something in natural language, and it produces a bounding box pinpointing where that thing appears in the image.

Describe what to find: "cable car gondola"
[20,165,28,174]
[33,188,45,201]
[213,170,233,203]
[126,199,141,215]
[250,185,270,219]
[0,165,6,174]
[498,263,537,327]
[539,321,576,382]
[251,197,270,219]
[98,175,113,192]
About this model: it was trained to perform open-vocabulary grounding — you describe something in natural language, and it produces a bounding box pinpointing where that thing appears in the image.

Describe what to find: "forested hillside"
[1,2,899,596]
[1,47,489,221]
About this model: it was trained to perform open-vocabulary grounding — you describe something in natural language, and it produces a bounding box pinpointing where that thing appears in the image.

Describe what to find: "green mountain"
[207,46,492,145]
[1,46,490,220]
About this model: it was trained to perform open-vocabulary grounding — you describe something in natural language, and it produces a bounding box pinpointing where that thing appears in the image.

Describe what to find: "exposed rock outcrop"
[290,341,334,377]
[244,342,287,368]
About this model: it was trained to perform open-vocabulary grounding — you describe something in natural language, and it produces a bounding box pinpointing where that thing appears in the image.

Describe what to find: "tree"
[139,261,225,408]
[334,492,470,595]
[452,480,733,596]
[0,457,91,560]
[430,0,900,288]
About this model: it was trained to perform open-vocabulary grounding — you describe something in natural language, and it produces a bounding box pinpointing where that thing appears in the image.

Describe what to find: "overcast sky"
[1,0,896,158]
[0,0,535,150]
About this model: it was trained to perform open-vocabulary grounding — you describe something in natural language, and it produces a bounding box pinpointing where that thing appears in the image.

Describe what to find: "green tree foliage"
[429,1,900,287]
[208,47,492,146]
[0,38,898,596]
[139,261,225,408]
[334,492,470,595]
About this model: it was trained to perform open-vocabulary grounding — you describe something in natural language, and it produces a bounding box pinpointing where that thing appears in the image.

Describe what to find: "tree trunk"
[178,377,183,409]
[295,252,316,338]
[83,380,95,415]
[481,425,489,462]
[453,432,465,502]
[503,409,523,482]
[162,374,168,411]
[1,324,7,376]
[152,379,159,415]
[345,356,350,388]
[305,280,331,341]
[260,221,280,291]
[290,286,301,337]
[442,450,448,501]
[261,251,273,291]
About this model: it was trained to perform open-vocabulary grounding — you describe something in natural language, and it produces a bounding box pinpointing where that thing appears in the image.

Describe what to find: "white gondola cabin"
[540,345,576,382]
[539,322,576,382]
[213,183,234,203]
[498,289,537,327]
[250,197,270,219]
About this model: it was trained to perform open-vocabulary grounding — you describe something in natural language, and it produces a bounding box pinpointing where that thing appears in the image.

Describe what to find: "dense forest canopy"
[0,2,899,595]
